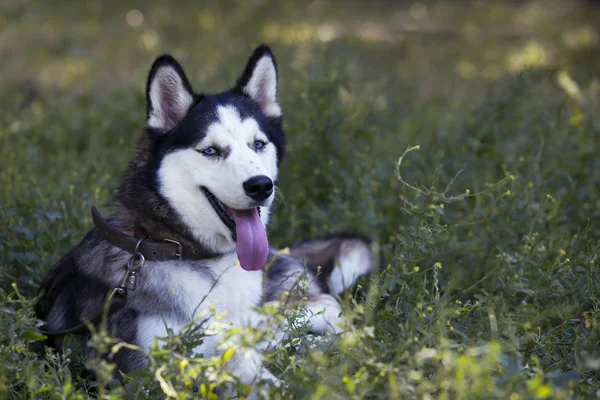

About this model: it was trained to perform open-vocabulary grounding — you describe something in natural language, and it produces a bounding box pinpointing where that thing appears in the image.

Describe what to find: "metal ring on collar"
[127,252,145,271]
[134,235,146,254]
[127,236,146,271]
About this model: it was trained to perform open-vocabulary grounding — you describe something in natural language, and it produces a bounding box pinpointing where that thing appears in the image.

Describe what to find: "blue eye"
[253,140,267,150]
[200,147,218,156]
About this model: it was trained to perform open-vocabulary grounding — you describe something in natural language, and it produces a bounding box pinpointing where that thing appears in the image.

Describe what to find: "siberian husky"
[36,45,373,391]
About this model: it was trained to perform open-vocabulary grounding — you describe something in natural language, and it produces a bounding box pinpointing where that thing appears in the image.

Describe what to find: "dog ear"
[146,55,195,133]
[234,45,281,118]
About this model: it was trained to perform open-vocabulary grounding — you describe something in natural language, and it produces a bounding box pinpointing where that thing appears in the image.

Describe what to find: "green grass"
[1,0,600,398]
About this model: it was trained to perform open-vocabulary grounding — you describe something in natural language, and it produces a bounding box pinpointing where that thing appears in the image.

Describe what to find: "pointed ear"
[146,55,195,133]
[234,45,281,118]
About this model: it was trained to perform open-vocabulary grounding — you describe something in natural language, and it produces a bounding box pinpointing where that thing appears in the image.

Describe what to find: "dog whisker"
[273,186,286,210]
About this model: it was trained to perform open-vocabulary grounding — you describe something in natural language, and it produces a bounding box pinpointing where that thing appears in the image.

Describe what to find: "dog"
[35,45,373,391]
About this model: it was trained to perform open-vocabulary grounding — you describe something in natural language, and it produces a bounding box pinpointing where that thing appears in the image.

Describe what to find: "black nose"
[243,175,273,201]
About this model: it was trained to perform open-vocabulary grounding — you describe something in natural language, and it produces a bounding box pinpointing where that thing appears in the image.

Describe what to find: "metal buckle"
[162,238,183,259]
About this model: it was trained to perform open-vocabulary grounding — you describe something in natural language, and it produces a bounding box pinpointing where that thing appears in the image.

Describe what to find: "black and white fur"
[36,45,372,391]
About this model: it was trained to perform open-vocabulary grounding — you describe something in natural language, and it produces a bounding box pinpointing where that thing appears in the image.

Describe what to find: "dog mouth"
[202,187,237,236]
[201,187,268,271]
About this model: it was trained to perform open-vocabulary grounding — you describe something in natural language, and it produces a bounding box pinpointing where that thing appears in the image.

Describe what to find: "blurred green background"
[2,0,599,94]
[1,0,600,398]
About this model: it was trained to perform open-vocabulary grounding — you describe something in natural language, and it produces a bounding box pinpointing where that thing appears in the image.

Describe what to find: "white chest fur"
[136,252,264,351]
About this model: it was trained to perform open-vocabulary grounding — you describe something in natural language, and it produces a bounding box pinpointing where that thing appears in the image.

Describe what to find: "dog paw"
[256,368,280,386]
[303,294,345,335]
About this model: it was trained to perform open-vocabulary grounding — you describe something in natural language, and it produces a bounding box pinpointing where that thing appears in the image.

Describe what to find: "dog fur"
[35,45,372,391]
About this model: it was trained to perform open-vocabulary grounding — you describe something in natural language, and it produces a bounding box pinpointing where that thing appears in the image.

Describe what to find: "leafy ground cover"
[1,0,599,398]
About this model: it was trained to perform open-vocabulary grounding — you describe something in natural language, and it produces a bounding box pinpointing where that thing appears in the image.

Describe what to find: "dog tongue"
[230,208,268,271]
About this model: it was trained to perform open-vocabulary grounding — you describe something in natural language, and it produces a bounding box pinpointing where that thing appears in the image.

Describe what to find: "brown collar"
[91,206,216,262]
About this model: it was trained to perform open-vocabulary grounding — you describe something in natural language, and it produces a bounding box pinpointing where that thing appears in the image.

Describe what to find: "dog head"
[144,45,285,271]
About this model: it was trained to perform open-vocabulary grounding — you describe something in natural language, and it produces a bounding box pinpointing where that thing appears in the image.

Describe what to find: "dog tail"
[286,235,374,295]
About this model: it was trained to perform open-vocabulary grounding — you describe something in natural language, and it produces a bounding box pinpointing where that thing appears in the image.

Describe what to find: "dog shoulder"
[36,229,124,330]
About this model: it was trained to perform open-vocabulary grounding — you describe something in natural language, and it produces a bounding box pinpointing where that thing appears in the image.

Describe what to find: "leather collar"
[91,206,216,261]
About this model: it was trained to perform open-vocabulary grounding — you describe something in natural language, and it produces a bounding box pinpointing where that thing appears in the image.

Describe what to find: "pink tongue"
[230,208,268,271]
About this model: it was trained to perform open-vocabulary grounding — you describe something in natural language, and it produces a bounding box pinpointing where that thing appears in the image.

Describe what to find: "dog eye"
[198,147,219,156]
[253,140,267,150]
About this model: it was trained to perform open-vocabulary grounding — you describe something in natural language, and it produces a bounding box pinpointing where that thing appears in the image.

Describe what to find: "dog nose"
[243,175,273,201]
